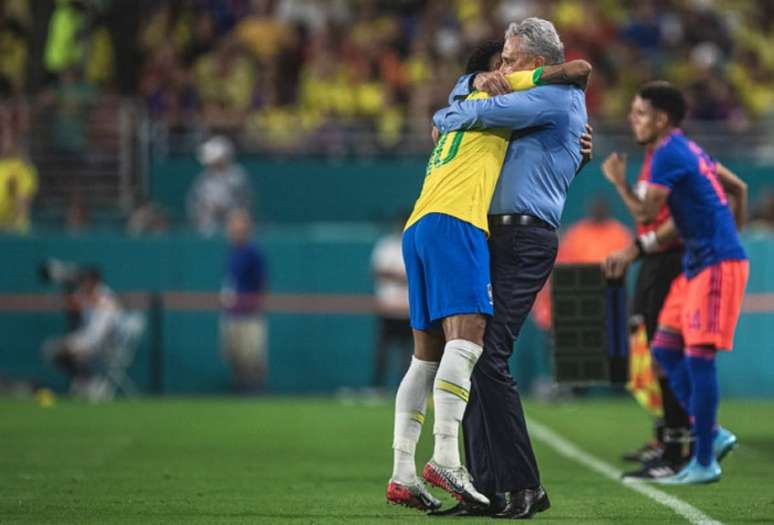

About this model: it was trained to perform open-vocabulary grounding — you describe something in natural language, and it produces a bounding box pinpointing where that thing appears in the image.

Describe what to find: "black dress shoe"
[429,501,495,517]
[494,486,550,519]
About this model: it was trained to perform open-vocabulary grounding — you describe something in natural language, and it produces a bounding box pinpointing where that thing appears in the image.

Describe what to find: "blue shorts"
[402,213,493,330]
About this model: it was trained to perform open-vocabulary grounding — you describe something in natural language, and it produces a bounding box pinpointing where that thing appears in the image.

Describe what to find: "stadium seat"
[98,311,146,399]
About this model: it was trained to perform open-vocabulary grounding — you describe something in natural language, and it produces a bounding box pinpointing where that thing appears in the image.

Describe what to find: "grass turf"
[1,396,772,524]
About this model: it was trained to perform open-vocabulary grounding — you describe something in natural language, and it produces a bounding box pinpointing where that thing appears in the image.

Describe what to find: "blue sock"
[652,331,691,411]
[686,348,719,466]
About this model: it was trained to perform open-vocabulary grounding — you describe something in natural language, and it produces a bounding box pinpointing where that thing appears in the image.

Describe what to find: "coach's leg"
[469,225,557,494]
[430,314,486,468]
[391,328,443,484]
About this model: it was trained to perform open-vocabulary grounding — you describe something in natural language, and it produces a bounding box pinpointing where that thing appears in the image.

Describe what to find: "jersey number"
[426,131,464,175]
[689,141,727,205]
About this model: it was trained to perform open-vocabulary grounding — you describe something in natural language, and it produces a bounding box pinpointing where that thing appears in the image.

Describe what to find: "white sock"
[432,339,483,468]
[391,356,439,484]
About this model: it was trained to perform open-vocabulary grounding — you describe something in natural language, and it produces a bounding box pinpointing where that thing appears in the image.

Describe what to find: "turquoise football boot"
[713,426,738,462]
[654,457,721,485]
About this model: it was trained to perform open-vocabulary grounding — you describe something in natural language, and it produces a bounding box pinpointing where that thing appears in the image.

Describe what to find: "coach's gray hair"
[505,17,565,65]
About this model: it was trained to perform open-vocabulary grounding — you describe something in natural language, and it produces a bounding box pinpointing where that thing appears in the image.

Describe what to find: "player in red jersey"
[604,81,748,484]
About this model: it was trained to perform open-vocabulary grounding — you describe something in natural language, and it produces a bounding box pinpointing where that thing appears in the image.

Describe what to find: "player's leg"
[685,345,719,467]
[391,328,443,484]
[388,330,443,509]
[431,313,485,468]
[684,261,747,467]
[650,251,693,467]
[387,222,442,510]
[421,313,489,506]
[657,260,748,485]
[651,275,692,410]
[624,251,691,472]
[413,214,491,506]
[657,343,723,485]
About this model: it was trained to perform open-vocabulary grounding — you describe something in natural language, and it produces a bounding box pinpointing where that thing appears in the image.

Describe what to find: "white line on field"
[527,418,724,525]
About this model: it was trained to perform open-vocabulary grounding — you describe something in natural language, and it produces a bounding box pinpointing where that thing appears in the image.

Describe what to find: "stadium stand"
[0,1,772,398]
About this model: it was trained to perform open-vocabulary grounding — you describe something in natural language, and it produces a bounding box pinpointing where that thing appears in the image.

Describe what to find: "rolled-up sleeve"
[434,88,556,133]
[447,73,476,103]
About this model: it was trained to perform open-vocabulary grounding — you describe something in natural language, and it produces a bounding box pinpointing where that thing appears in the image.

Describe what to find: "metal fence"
[151,114,774,163]
[3,95,773,223]
[2,97,148,216]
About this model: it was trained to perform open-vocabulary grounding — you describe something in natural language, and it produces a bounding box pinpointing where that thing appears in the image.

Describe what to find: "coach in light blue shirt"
[435,59,587,229]
[430,18,589,518]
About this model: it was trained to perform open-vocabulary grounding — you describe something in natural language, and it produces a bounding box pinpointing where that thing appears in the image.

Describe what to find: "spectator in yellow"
[44,0,86,75]
[0,136,37,233]
[194,38,255,130]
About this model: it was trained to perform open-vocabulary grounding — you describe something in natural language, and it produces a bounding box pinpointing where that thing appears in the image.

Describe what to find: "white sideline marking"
[528,418,724,525]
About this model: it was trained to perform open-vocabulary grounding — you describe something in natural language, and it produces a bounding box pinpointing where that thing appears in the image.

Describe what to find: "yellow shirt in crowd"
[405,68,542,235]
[0,157,38,232]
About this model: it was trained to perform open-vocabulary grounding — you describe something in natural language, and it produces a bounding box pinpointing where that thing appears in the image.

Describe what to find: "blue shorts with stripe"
[402,213,493,330]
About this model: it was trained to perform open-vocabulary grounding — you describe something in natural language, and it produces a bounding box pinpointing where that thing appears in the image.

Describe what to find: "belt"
[488,214,556,231]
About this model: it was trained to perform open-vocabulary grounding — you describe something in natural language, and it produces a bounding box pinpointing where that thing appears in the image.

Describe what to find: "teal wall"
[1,231,773,397]
[2,155,772,396]
[0,228,378,394]
[150,154,773,229]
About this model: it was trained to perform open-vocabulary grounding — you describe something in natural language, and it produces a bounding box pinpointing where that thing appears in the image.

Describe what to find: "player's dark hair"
[637,81,687,126]
[465,40,504,74]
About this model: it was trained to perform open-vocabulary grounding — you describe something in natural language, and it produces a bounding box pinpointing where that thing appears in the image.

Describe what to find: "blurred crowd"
[1,0,774,149]
[2,0,774,236]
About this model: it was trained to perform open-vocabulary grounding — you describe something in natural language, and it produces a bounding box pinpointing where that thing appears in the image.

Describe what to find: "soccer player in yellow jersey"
[386,38,591,510]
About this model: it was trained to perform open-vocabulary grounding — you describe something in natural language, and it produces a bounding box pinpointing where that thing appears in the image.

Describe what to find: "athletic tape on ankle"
[663,427,694,444]
[393,436,418,454]
[433,420,458,438]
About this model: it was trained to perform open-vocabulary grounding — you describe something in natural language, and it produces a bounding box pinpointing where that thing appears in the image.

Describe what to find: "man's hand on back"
[473,71,512,96]
[602,152,628,186]
[580,124,593,161]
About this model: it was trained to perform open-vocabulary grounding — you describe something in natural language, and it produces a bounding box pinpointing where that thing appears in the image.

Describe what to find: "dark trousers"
[632,250,684,341]
[632,249,691,458]
[463,223,558,496]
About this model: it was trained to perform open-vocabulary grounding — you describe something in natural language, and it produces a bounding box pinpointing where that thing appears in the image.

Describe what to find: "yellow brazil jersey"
[405,68,542,235]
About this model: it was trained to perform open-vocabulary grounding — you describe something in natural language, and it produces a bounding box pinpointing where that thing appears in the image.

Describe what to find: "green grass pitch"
[1,397,772,524]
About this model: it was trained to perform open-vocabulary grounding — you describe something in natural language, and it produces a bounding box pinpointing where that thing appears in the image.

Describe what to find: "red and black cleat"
[386,480,442,511]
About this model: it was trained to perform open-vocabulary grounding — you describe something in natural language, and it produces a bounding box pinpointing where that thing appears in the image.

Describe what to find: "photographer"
[42,267,122,397]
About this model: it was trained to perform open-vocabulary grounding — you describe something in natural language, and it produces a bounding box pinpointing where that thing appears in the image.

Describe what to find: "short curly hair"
[637,81,687,126]
[464,40,504,74]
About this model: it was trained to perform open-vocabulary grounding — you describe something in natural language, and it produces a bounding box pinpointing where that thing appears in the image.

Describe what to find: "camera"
[39,259,83,290]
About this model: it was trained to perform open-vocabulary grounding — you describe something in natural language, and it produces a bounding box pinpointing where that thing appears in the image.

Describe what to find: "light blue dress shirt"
[433,74,588,228]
